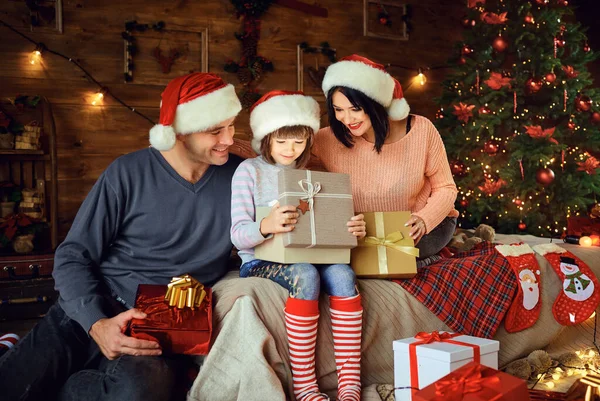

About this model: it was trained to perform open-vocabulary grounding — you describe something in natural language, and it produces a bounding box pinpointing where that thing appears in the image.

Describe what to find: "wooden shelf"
[0,149,44,155]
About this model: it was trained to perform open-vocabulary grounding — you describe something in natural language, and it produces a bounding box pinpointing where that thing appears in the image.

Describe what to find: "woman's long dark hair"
[326,86,390,153]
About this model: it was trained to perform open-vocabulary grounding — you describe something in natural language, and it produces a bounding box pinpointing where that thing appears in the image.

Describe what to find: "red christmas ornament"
[435,109,444,119]
[544,72,556,84]
[524,14,535,24]
[450,160,467,176]
[555,35,566,48]
[592,112,600,124]
[575,94,593,112]
[478,105,492,115]
[584,43,591,52]
[556,0,568,6]
[526,77,544,93]
[462,44,474,55]
[536,168,555,186]
[518,222,527,231]
[460,199,469,208]
[484,140,500,155]
[458,57,467,65]
[534,0,549,4]
[492,35,508,52]
[514,199,523,206]
[379,17,388,25]
[567,120,576,130]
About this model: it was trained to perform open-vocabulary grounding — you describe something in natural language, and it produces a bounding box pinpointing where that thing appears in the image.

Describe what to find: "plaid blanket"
[394,241,516,338]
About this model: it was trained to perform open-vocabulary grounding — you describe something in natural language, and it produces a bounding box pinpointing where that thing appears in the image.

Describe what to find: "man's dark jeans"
[0,303,189,401]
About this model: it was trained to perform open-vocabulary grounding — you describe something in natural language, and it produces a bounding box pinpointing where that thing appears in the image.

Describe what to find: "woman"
[313,54,459,264]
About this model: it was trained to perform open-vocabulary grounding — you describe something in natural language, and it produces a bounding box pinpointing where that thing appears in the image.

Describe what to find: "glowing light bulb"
[589,350,596,358]
[545,382,555,389]
[580,236,593,247]
[552,373,561,380]
[29,50,42,65]
[567,369,574,376]
[91,91,104,106]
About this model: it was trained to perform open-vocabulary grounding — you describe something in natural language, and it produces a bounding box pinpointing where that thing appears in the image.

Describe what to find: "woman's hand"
[405,215,427,245]
[347,214,367,239]
[260,202,299,236]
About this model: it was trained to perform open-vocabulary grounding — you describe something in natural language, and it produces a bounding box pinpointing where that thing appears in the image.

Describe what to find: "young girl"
[230,90,366,401]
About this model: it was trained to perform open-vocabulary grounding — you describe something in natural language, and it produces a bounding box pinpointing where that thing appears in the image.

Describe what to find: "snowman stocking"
[533,243,600,326]
[495,243,542,332]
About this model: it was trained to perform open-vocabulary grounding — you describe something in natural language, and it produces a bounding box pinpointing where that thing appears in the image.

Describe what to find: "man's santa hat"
[149,72,242,151]
[321,54,410,121]
[249,90,320,154]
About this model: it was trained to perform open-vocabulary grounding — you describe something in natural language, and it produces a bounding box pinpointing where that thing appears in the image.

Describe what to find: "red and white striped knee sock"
[0,333,20,354]
[285,297,328,401]
[330,294,363,401]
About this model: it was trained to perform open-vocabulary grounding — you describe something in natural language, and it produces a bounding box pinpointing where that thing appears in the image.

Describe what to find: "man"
[0,72,243,401]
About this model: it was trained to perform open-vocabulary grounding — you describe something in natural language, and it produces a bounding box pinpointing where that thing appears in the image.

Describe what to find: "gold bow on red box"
[164,274,206,309]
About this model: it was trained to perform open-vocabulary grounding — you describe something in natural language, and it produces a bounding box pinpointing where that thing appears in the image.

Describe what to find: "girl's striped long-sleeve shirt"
[230,156,296,264]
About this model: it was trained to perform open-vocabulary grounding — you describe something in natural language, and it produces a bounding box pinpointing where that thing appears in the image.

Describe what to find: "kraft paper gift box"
[393,331,500,401]
[130,278,212,355]
[351,211,419,279]
[413,362,530,401]
[254,169,357,264]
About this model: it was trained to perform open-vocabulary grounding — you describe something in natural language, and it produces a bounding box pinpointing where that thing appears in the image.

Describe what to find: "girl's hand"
[260,202,299,236]
[347,214,367,239]
[405,215,427,245]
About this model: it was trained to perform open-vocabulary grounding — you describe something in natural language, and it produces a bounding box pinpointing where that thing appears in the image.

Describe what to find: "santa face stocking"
[533,243,600,326]
[495,243,542,332]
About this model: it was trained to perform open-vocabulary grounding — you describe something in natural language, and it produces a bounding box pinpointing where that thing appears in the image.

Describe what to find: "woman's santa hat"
[149,72,242,151]
[249,90,320,154]
[321,54,410,121]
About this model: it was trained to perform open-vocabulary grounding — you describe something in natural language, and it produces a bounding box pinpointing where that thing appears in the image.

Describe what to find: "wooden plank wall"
[0,0,596,240]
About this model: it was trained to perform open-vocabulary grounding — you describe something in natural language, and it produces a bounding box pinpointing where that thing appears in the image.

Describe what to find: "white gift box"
[392,332,499,401]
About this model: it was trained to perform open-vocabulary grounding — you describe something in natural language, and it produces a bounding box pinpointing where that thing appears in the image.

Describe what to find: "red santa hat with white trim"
[249,90,320,154]
[321,54,410,121]
[149,72,242,151]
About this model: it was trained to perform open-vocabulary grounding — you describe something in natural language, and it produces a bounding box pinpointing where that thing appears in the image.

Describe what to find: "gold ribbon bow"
[164,274,206,309]
[364,231,420,257]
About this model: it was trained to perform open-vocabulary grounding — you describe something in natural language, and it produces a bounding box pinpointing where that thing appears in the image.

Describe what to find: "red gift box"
[413,362,530,401]
[130,284,213,355]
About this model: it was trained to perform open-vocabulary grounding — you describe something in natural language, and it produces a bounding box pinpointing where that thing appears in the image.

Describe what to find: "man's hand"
[89,308,162,360]
[347,214,367,239]
[405,215,427,245]
[260,202,299,236]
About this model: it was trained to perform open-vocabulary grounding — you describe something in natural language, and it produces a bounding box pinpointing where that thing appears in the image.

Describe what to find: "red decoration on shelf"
[575,94,593,112]
[450,160,467,176]
[492,35,508,52]
[544,72,556,84]
[484,140,500,155]
[518,222,527,231]
[577,156,600,175]
[536,168,555,186]
[478,105,492,115]
[453,102,475,123]
[526,77,543,93]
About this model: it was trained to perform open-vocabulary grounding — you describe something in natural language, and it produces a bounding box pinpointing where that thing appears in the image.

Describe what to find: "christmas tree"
[435,0,600,237]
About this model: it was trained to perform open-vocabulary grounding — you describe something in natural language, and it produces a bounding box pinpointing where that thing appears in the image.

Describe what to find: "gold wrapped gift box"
[351,211,418,279]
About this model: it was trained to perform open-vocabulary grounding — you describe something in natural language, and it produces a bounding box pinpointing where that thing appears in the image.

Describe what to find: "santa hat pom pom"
[387,97,410,121]
[149,124,176,151]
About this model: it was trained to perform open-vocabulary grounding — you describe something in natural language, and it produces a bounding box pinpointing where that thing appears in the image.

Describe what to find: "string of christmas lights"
[0,19,155,125]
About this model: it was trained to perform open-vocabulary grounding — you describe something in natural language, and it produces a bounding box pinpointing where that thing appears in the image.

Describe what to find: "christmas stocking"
[0,333,20,357]
[330,294,363,401]
[495,243,542,332]
[533,243,600,326]
[284,297,329,401]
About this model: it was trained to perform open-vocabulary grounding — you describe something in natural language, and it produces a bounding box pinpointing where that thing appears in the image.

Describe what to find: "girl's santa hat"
[249,90,320,154]
[149,72,242,151]
[321,54,410,121]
